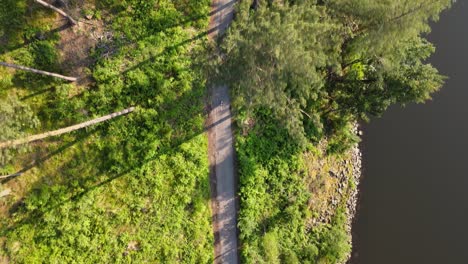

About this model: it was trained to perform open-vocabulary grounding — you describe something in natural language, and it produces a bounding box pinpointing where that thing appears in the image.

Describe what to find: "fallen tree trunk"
[0,107,136,149]
[0,62,78,82]
[0,189,11,197]
[0,173,23,180]
[34,0,77,25]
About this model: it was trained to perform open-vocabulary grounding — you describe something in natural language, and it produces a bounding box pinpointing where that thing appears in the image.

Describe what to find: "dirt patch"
[42,1,111,88]
[57,22,100,83]
[54,19,104,87]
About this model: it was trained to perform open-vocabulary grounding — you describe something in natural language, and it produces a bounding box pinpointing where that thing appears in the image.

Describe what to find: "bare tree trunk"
[0,189,11,197]
[0,107,136,149]
[0,62,78,82]
[34,0,77,25]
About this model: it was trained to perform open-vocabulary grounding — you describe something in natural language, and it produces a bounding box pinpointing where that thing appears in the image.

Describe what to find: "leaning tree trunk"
[0,62,78,82]
[0,107,136,149]
[34,0,77,25]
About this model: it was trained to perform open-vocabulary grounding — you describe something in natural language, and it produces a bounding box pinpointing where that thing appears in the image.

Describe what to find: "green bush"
[236,110,350,263]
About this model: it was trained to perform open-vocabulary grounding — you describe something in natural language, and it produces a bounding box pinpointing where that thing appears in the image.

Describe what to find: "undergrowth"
[235,109,351,264]
[0,0,213,262]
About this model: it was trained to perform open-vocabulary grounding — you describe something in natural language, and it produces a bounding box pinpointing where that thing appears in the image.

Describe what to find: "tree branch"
[354,0,442,35]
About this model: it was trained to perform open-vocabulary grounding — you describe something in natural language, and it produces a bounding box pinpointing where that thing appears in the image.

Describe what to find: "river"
[350,1,468,264]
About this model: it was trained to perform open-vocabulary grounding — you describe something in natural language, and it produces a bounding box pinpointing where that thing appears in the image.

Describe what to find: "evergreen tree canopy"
[221,0,452,147]
[0,95,39,165]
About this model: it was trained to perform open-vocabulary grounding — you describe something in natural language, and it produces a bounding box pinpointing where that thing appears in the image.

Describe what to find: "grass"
[0,0,214,262]
[2,130,212,263]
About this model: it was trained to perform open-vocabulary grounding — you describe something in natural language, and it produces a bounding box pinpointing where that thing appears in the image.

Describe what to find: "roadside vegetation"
[221,0,452,263]
[235,110,355,263]
[0,0,213,262]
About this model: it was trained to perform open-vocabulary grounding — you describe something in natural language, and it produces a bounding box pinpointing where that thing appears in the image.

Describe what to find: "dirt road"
[208,0,236,40]
[209,85,238,264]
[207,0,238,263]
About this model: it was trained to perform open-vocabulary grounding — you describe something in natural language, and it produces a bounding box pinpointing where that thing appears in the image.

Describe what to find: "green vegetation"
[0,95,39,166]
[222,0,452,263]
[0,0,213,262]
[0,0,453,263]
[223,0,451,149]
[236,110,353,263]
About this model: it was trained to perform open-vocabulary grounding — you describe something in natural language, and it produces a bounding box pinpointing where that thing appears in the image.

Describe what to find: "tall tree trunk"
[0,107,136,149]
[34,0,78,25]
[0,62,78,82]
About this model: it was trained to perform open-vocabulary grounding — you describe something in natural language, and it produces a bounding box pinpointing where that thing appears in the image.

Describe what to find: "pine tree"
[221,0,452,147]
[0,95,40,166]
[222,2,338,143]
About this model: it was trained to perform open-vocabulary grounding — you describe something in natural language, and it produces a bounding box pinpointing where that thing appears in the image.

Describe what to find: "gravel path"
[207,0,238,263]
[209,85,238,264]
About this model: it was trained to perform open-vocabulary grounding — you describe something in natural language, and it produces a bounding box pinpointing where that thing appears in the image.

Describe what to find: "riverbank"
[233,106,363,263]
[305,124,362,264]
[343,126,363,264]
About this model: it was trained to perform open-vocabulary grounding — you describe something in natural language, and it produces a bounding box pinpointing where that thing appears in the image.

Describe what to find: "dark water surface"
[351,2,468,264]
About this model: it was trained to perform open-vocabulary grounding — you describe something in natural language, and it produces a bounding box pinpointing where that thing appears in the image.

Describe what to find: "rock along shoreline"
[342,124,363,264]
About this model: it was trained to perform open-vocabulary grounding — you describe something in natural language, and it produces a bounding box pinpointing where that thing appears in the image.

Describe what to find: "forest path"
[207,0,238,263]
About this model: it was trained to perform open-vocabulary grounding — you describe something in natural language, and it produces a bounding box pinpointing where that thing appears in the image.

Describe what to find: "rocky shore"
[342,125,363,263]
[306,124,363,245]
